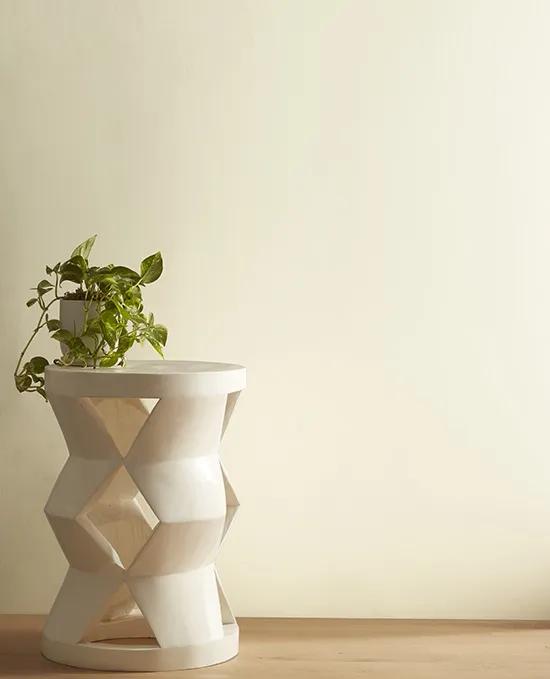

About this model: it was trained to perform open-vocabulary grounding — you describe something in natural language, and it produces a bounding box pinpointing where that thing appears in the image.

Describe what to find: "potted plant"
[14,235,167,400]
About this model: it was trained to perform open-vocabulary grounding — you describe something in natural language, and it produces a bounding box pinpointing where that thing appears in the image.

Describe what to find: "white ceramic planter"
[41,360,246,672]
[59,299,98,354]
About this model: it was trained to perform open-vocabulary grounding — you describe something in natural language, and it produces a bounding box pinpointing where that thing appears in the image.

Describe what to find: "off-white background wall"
[2,0,550,618]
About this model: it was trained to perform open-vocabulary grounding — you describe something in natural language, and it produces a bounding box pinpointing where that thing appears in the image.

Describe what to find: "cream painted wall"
[2,0,550,618]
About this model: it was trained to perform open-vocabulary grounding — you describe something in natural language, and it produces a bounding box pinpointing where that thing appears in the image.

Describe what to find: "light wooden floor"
[2,616,550,678]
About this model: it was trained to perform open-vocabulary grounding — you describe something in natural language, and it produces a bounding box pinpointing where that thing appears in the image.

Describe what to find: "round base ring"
[41,623,239,672]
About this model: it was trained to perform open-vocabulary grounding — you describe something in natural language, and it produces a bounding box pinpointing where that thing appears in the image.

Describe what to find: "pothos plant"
[14,235,168,401]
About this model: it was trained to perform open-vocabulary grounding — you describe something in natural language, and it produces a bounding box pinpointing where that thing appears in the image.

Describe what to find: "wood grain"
[2,615,550,678]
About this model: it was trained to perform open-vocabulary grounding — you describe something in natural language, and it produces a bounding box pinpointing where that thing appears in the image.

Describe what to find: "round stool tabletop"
[45,360,246,398]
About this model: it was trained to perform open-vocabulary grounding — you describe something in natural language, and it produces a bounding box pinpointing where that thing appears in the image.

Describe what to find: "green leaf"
[80,327,98,340]
[100,323,117,348]
[97,309,117,348]
[118,332,134,354]
[99,355,118,367]
[146,336,164,357]
[99,307,117,322]
[140,252,163,284]
[151,324,168,346]
[15,374,32,392]
[110,296,130,320]
[37,279,53,295]
[85,317,102,334]
[67,255,87,270]
[29,356,49,374]
[36,387,48,401]
[59,262,83,285]
[61,351,84,366]
[71,235,97,260]
[52,329,75,343]
[66,336,87,353]
[46,265,53,275]
[97,275,121,291]
[46,319,61,331]
[110,266,140,283]
[26,298,38,307]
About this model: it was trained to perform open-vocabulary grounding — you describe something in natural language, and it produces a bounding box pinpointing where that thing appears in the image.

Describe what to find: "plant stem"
[14,296,61,377]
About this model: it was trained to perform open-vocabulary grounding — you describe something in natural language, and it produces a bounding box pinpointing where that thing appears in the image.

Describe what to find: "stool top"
[45,360,246,398]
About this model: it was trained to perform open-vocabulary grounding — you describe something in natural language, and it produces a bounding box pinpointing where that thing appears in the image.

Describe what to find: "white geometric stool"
[41,360,245,671]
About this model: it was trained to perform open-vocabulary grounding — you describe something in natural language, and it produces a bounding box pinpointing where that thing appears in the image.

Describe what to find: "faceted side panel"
[79,467,159,570]
[42,568,124,644]
[126,454,226,523]
[128,519,225,577]
[125,395,227,462]
[128,567,224,647]
[45,455,120,520]
[48,395,122,461]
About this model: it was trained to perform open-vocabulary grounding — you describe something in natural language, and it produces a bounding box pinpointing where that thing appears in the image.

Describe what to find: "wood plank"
[1,615,550,678]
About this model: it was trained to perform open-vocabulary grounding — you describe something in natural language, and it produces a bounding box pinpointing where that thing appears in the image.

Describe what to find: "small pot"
[59,299,99,357]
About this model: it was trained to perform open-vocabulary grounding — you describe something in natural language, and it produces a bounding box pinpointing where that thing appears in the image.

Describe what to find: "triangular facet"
[88,398,158,457]
[222,391,240,438]
[221,463,239,543]
[215,569,236,624]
